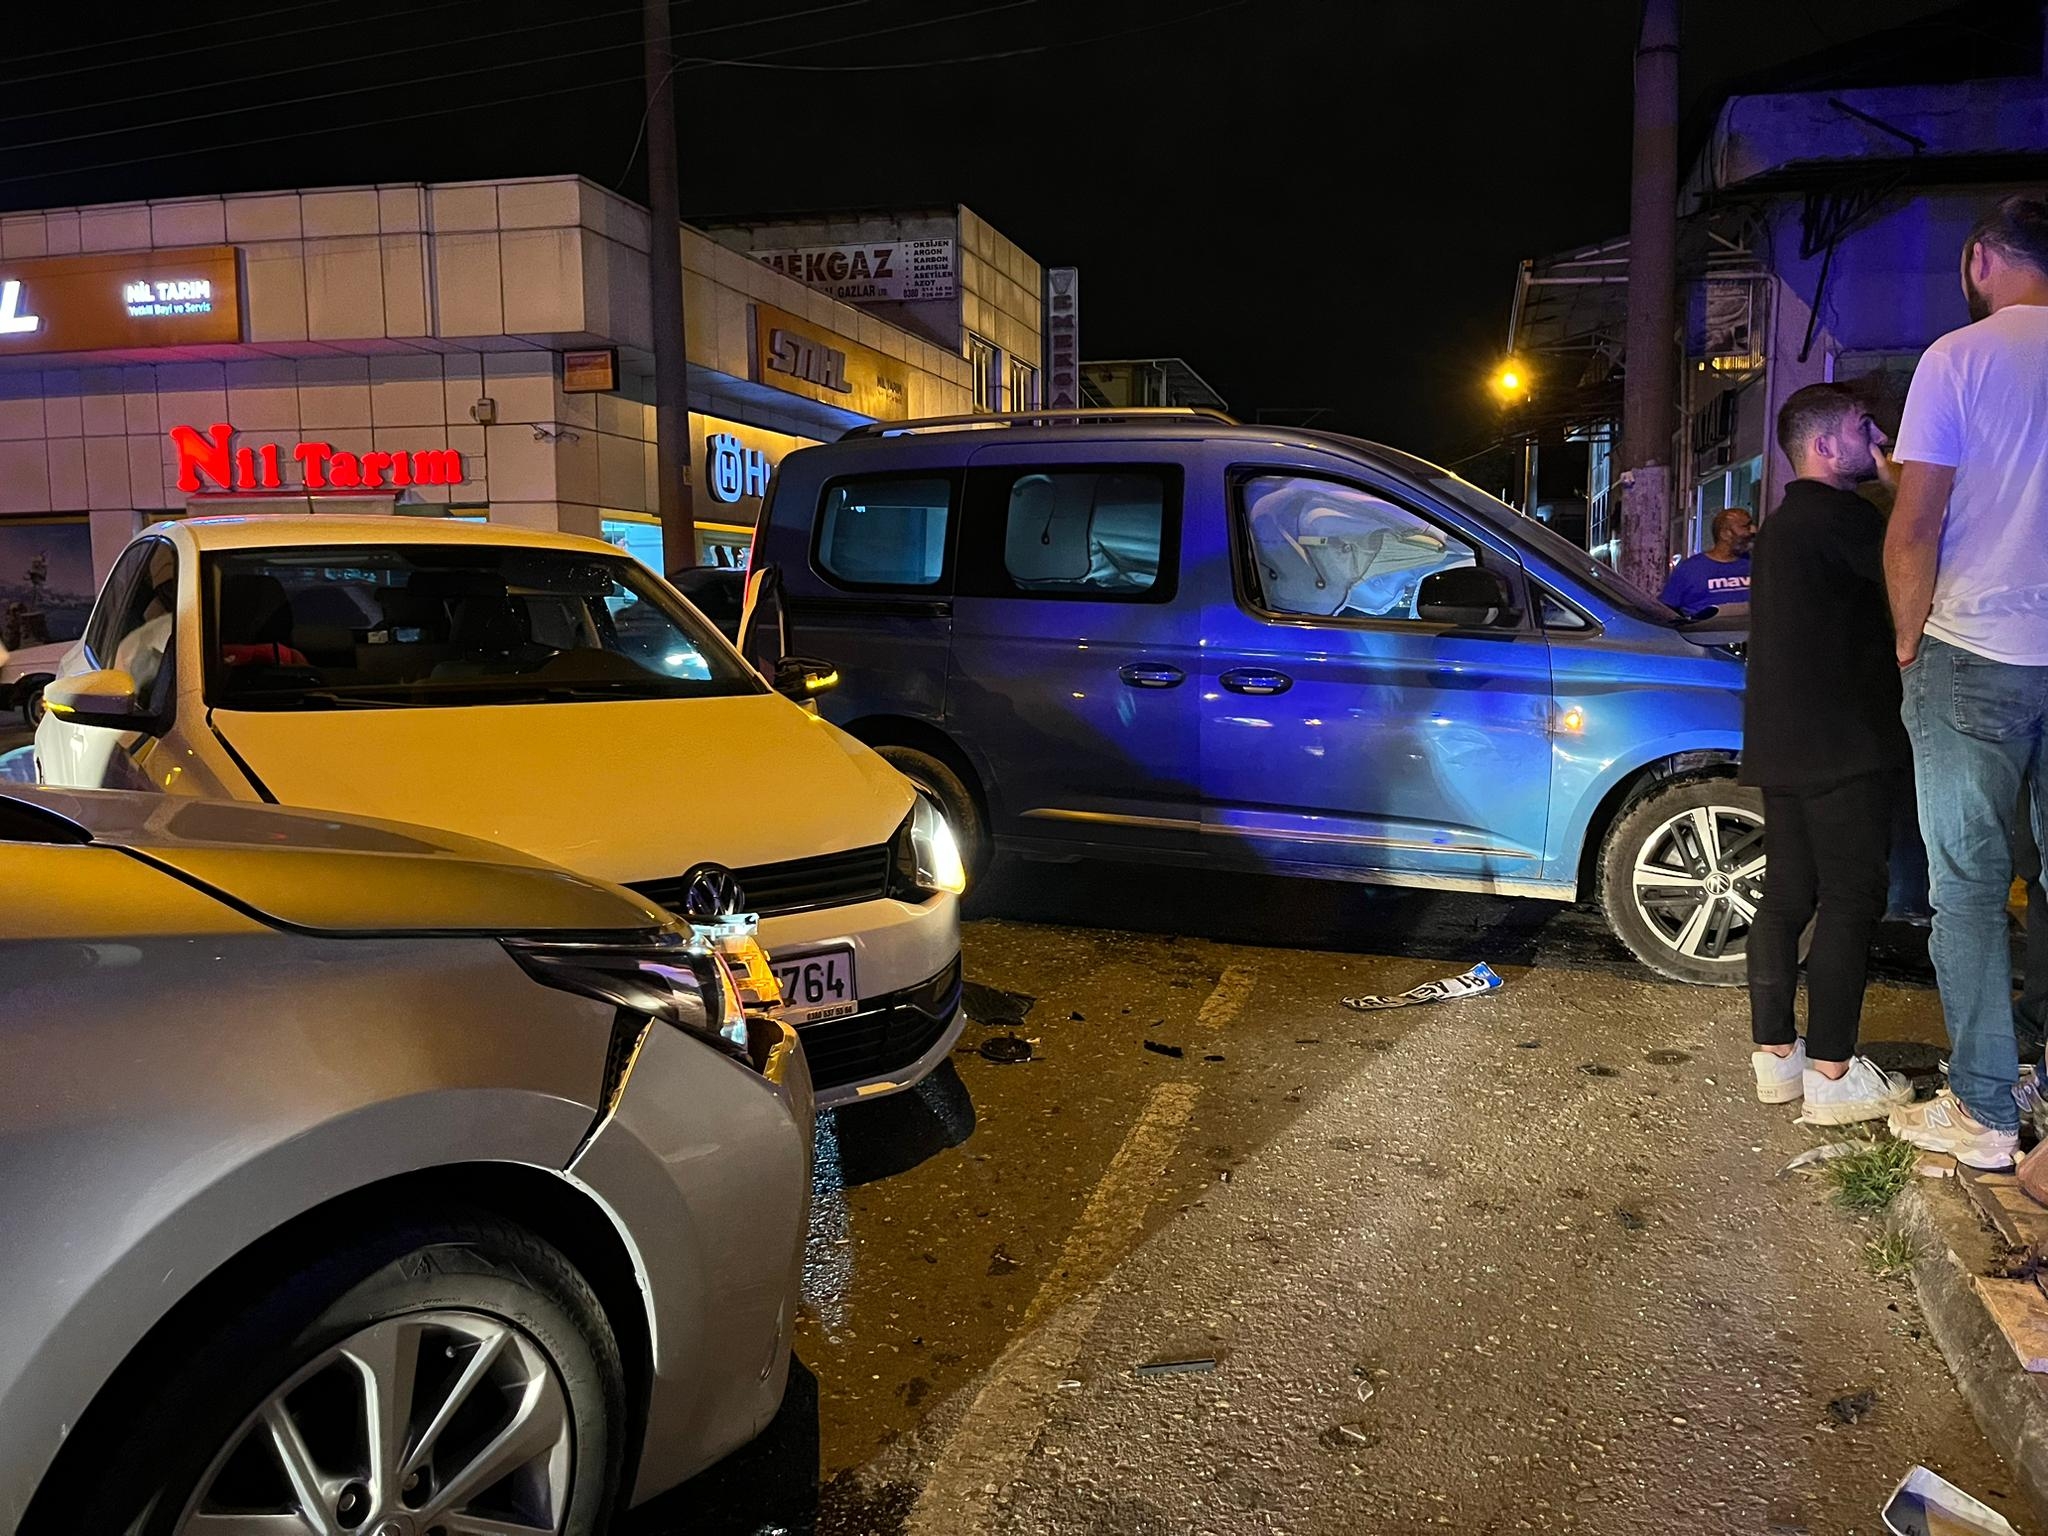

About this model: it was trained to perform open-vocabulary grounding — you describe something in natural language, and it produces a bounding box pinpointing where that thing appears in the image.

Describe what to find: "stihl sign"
[171,422,465,494]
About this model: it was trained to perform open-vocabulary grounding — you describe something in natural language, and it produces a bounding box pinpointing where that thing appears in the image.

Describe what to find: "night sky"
[0,0,1998,460]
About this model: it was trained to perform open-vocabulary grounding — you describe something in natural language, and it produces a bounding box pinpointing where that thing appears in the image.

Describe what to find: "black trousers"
[1749,773,1896,1063]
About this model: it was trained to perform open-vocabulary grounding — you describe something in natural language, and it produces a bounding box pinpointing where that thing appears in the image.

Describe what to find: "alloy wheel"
[1629,803,1766,965]
[174,1311,573,1536]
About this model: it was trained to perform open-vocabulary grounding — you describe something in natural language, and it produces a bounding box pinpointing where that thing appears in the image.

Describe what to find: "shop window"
[0,516,95,651]
[601,517,665,576]
[817,476,953,589]
[1000,469,1170,597]
[1009,359,1040,412]
[969,333,1002,412]
[1239,474,1475,622]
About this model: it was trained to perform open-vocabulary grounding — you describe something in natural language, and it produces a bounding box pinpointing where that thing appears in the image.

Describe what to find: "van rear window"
[816,477,952,588]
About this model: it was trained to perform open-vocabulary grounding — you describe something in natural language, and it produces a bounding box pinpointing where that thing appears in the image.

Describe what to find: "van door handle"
[1119,663,1185,689]
[1221,668,1293,696]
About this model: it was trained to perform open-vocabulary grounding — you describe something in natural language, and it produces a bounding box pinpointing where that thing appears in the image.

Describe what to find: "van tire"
[877,746,989,884]
[1597,776,1767,987]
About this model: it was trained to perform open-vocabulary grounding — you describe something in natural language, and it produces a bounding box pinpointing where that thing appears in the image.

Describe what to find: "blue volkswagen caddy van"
[746,410,1753,985]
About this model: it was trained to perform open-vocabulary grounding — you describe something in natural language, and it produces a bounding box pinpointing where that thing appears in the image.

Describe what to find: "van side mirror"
[773,655,840,700]
[1417,567,1515,628]
[42,668,143,726]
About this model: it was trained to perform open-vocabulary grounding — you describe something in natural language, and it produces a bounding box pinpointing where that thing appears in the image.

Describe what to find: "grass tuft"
[1823,1137,1919,1213]
[1865,1229,1923,1280]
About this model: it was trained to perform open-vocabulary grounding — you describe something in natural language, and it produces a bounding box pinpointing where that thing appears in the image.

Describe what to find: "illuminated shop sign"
[170,422,465,494]
[0,280,40,336]
[707,432,772,504]
[0,247,241,354]
[749,302,909,421]
[754,239,956,304]
[124,278,214,318]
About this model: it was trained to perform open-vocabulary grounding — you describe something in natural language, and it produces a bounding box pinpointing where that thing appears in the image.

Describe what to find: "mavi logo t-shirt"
[1659,553,1751,613]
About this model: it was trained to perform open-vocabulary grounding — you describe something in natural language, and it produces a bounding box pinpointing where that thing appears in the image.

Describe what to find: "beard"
[1965,268,1993,322]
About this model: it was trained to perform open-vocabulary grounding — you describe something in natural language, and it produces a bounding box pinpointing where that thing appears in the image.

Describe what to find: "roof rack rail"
[839,407,1238,440]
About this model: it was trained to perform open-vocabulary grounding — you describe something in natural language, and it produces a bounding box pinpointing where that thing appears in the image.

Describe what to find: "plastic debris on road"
[1342,962,1502,1013]
[962,981,1036,1026]
[1881,1466,2019,1535]
[1132,1357,1216,1377]
[1777,1141,1871,1179]
[979,1035,1033,1064]
[1143,1040,1185,1059]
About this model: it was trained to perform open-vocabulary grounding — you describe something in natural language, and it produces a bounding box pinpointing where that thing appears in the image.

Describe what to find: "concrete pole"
[645,0,697,573]
[1618,0,1679,594]
[1521,437,1541,516]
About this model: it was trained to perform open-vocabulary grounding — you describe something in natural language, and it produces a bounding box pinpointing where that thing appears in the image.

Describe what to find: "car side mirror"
[42,668,144,726]
[1417,567,1516,628]
[773,655,840,700]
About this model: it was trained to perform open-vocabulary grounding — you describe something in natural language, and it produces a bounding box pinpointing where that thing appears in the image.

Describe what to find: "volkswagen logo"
[679,863,746,920]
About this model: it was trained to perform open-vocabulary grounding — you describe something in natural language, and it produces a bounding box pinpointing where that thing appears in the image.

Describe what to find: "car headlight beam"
[890,793,967,900]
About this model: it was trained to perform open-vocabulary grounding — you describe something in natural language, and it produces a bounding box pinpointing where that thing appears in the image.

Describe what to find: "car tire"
[877,744,990,883]
[23,682,46,729]
[38,1212,626,1536]
[1598,776,1767,987]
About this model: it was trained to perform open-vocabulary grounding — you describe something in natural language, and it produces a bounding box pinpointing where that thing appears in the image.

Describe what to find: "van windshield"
[204,545,764,709]
[1422,473,1680,625]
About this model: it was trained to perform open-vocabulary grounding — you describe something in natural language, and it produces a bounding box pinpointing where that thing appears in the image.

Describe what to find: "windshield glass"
[204,544,763,710]
[1423,472,1680,625]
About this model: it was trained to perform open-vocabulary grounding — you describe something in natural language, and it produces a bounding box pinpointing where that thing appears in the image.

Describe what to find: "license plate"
[770,946,858,1026]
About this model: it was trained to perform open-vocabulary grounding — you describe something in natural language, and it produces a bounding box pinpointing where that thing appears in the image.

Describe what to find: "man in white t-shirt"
[1886,196,2048,1169]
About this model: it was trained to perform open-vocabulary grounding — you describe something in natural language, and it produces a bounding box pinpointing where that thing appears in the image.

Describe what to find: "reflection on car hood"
[13,784,675,937]
[211,691,916,883]
[1673,604,1750,649]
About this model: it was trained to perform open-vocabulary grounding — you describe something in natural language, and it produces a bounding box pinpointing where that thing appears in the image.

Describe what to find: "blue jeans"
[1903,637,2048,1132]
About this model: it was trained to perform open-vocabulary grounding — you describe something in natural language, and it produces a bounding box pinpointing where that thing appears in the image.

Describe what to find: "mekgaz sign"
[0,247,242,355]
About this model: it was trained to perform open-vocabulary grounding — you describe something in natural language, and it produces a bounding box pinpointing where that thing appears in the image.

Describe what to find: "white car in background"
[1,639,67,727]
[37,516,967,1107]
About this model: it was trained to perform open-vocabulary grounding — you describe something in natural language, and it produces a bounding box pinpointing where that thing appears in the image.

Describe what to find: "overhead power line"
[5,0,378,69]
[0,0,1246,191]
[2,0,489,89]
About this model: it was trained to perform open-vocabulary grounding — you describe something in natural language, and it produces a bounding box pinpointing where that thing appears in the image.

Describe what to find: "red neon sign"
[170,422,464,494]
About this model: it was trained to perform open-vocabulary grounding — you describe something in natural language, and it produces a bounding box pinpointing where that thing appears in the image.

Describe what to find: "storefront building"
[696,205,1044,414]
[0,175,984,651]
[1506,63,2048,567]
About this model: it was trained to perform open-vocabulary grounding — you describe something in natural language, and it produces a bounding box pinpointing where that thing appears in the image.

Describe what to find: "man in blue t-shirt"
[1659,506,1754,612]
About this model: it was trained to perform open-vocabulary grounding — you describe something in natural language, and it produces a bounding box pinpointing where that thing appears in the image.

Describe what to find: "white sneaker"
[1889,1090,2021,1170]
[1799,1057,1913,1125]
[1753,1041,1807,1104]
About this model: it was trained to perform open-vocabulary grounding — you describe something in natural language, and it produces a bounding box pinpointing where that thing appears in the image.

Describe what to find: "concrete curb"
[1894,1181,2048,1530]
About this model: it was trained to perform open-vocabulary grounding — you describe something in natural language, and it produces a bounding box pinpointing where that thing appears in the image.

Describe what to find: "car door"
[946,444,1200,854]
[1198,465,1554,888]
[36,536,182,792]
[778,464,962,727]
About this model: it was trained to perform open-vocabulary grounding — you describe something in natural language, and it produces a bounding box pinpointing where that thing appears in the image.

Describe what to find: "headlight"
[889,792,967,899]
[503,930,753,1066]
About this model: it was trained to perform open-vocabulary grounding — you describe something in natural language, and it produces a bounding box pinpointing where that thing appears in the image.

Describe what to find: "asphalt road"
[634,861,2027,1536]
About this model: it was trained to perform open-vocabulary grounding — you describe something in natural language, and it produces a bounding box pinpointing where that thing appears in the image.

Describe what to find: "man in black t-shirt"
[1744,384,1915,1123]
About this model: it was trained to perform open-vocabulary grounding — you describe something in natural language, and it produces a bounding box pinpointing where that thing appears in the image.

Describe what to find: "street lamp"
[1490,360,1531,401]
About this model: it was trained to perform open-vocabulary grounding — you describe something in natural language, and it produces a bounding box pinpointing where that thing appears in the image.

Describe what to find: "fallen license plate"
[771,947,858,1025]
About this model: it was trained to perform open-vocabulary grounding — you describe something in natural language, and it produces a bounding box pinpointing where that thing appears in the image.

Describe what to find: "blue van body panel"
[759,422,1747,904]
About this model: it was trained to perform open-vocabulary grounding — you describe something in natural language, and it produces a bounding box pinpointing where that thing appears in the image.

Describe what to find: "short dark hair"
[1967,196,2048,277]
[1710,505,1751,542]
[1776,382,1864,467]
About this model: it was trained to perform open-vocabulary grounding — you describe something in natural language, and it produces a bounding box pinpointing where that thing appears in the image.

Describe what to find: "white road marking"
[1196,964,1255,1031]
[905,1078,1202,1533]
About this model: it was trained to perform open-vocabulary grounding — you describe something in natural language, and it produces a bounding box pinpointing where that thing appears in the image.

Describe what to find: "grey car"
[0,786,813,1535]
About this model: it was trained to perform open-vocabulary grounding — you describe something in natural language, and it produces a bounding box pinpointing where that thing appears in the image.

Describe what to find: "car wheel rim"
[175,1310,574,1535]
[1629,803,1765,964]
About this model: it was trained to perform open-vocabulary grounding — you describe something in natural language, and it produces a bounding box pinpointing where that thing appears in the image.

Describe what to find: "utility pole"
[644,0,697,573]
[1618,0,1679,595]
